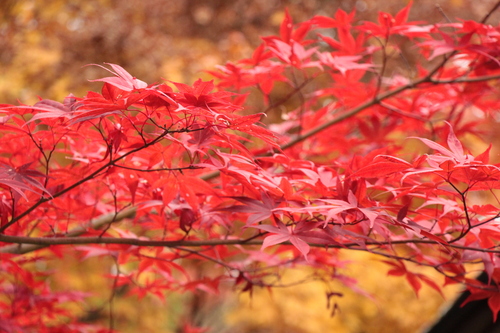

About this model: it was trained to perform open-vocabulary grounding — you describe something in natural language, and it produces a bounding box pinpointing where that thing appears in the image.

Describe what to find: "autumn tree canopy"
[2,2,500,332]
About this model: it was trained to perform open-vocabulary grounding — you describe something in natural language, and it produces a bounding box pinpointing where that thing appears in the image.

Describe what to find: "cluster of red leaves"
[2,2,500,330]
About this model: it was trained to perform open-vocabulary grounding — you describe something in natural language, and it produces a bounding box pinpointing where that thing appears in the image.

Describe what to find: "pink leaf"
[445,122,464,158]
[88,63,148,91]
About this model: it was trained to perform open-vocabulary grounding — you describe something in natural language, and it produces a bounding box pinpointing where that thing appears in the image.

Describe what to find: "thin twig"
[2,233,500,254]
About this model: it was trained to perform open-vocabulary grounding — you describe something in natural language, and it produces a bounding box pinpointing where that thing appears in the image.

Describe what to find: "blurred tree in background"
[1,1,499,332]
[2,0,498,104]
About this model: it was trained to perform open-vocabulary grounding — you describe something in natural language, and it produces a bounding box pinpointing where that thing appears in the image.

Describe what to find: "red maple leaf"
[462,276,500,322]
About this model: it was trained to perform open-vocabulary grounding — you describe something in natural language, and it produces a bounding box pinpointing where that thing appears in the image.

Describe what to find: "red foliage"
[3,2,500,330]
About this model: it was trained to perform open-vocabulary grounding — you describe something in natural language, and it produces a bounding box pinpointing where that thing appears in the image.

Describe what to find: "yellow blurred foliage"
[225,251,461,333]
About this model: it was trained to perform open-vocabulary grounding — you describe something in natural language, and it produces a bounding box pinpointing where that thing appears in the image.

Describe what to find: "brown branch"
[112,164,203,172]
[430,74,500,84]
[279,73,500,151]
[0,207,136,254]
[480,0,500,24]
[263,77,314,114]
[3,231,500,255]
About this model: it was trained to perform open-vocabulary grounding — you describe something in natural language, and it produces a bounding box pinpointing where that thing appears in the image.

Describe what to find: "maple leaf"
[311,9,356,29]
[253,220,311,258]
[357,1,426,38]
[0,196,12,226]
[420,27,480,61]
[317,27,366,55]
[383,260,442,297]
[280,8,293,43]
[462,277,500,322]
[274,8,313,44]
[88,63,148,91]
[68,88,150,123]
[23,95,83,124]
[221,192,280,225]
[238,43,273,66]
[0,163,50,200]
[406,123,476,181]
[168,126,217,157]
[351,155,412,178]
[317,53,373,75]
[0,171,37,200]
[168,195,198,232]
[284,191,379,228]
[172,79,237,113]
[417,197,461,218]
[265,37,297,64]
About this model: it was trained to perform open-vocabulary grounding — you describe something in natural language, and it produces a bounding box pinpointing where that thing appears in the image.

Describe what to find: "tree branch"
[280,73,500,151]
[0,207,136,254]
[3,231,500,255]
